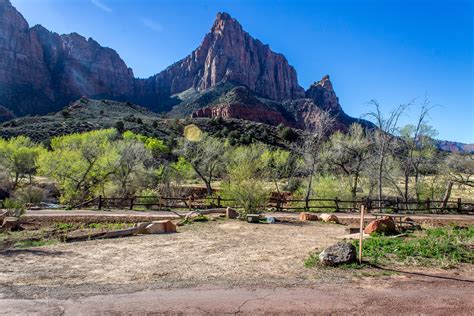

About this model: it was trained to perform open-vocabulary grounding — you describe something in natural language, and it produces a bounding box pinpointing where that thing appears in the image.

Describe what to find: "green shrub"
[13,185,45,205]
[279,127,298,142]
[2,198,26,218]
[221,179,269,217]
[137,188,159,209]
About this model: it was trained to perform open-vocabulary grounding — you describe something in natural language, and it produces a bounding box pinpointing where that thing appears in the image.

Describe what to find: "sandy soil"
[1,219,473,314]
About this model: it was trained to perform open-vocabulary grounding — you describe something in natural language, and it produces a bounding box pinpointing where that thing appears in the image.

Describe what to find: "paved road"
[2,273,473,315]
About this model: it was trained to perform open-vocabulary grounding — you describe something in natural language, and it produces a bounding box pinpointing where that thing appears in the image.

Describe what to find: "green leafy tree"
[0,136,44,188]
[324,123,371,200]
[175,135,227,195]
[37,129,118,205]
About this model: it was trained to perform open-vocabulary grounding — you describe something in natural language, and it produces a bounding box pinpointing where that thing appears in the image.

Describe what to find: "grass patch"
[353,225,474,267]
[304,252,319,268]
[14,239,58,248]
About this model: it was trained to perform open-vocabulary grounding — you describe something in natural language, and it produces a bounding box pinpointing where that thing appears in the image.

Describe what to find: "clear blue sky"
[12,0,473,143]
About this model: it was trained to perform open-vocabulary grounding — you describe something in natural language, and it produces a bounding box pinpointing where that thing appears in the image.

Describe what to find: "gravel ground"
[0,219,350,299]
[1,219,473,315]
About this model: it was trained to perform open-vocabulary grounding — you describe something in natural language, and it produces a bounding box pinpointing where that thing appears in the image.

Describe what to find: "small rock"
[402,217,414,222]
[364,216,396,235]
[226,207,239,219]
[299,212,318,221]
[320,213,339,223]
[319,242,357,266]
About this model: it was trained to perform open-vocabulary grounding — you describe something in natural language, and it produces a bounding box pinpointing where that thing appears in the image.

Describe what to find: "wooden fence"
[76,195,474,215]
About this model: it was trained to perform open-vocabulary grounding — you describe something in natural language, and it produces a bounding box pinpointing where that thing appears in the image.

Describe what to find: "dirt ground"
[1,219,473,314]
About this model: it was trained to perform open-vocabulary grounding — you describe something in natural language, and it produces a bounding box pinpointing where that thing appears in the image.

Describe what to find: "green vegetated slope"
[0,97,302,148]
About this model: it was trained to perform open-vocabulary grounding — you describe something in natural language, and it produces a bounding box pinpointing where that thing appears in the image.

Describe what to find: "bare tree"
[298,110,336,208]
[396,100,437,203]
[365,100,408,208]
[442,153,474,207]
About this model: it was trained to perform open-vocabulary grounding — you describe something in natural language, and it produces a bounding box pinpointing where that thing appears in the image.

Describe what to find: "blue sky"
[12,0,473,142]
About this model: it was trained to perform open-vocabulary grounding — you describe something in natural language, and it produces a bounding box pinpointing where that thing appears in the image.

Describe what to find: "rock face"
[319,242,357,266]
[147,12,305,101]
[190,86,295,126]
[0,0,134,116]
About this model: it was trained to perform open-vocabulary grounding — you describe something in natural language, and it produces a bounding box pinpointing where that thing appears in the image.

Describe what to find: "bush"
[13,186,45,205]
[279,127,298,142]
[221,179,269,217]
[136,188,159,210]
[2,198,25,218]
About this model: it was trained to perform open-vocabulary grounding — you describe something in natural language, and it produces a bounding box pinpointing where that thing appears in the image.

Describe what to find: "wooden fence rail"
[80,195,474,215]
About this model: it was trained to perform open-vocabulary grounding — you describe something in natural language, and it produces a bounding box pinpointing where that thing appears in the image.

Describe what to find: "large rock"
[320,213,339,223]
[142,220,177,234]
[299,212,318,221]
[226,207,239,219]
[364,216,396,235]
[319,242,357,266]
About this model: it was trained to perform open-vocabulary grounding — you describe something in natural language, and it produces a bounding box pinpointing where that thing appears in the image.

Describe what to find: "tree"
[365,100,408,207]
[0,136,44,188]
[396,101,437,202]
[298,110,335,208]
[442,153,474,207]
[110,139,153,197]
[175,135,227,195]
[324,123,371,200]
[37,129,118,205]
[260,148,296,194]
[221,143,270,216]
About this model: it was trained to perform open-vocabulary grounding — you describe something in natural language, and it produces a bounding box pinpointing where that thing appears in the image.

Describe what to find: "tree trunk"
[441,181,453,209]
[204,181,213,196]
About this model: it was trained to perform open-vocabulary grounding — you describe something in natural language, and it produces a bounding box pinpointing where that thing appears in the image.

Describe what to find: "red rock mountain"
[0,0,354,132]
[147,12,304,101]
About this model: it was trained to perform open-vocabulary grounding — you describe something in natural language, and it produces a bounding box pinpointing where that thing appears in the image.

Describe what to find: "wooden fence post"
[129,197,134,210]
[217,195,221,208]
[457,198,462,212]
[358,205,365,264]
[425,198,430,212]
[395,197,400,213]
[98,195,102,210]
[188,197,193,211]
[334,198,339,212]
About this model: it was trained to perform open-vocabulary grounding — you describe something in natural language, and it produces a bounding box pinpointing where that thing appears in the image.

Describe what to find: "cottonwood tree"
[0,136,44,188]
[37,129,118,205]
[298,110,335,207]
[111,140,153,197]
[365,100,408,207]
[442,153,474,207]
[324,123,371,200]
[395,101,437,202]
[175,135,227,196]
[260,148,298,194]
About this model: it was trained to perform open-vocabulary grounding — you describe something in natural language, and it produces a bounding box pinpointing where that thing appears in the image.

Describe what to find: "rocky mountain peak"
[148,12,305,102]
[306,75,342,112]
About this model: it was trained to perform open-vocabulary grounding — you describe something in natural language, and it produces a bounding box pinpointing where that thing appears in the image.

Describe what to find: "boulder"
[226,207,239,219]
[299,212,318,221]
[319,242,357,266]
[320,213,339,223]
[142,220,176,234]
[364,216,396,235]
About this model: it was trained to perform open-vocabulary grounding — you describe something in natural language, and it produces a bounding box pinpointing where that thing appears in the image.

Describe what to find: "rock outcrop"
[305,75,342,112]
